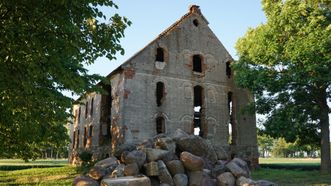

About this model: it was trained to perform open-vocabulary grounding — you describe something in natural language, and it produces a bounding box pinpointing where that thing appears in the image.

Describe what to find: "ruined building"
[69,6,258,166]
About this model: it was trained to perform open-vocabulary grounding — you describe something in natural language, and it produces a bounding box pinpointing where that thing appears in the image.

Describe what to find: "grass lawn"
[259,157,320,165]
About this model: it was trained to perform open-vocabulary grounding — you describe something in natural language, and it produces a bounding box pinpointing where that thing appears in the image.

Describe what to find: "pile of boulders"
[73,129,277,186]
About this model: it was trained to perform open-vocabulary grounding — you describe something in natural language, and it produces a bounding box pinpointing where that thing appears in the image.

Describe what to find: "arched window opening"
[226,61,231,78]
[156,82,165,107]
[193,85,204,137]
[193,19,199,27]
[90,98,94,117]
[156,48,164,62]
[89,125,93,137]
[85,101,88,118]
[83,127,88,147]
[193,55,202,73]
[156,116,165,134]
[228,92,237,145]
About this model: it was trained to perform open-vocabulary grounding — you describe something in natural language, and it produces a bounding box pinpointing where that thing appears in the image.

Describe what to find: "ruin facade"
[69,6,258,166]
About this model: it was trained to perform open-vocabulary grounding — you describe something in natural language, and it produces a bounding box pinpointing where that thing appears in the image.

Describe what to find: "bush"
[76,150,94,174]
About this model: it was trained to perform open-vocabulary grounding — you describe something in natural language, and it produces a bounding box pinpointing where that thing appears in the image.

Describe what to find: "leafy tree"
[272,137,289,158]
[257,133,274,158]
[234,0,330,172]
[0,0,131,160]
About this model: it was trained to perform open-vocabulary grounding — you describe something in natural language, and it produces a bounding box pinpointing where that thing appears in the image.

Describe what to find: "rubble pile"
[73,129,277,186]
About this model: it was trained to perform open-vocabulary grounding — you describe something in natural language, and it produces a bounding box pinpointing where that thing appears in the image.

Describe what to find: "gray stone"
[158,160,174,186]
[256,180,278,186]
[213,145,229,160]
[101,175,151,186]
[176,135,218,162]
[225,159,250,178]
[124,163,140,176]
[155,137,177,154]
[73,175,99,186]
[104,164,125,179]
[217,172,235,186]
[172,129,190,141]
[88,166,107,180]
[212,161,226,178]
[236,176,256,186]
[121,150,146,168]
[113,143,137,158]
[144,148,170,162]
[188,171,203,186]
[173,174,188,186]
[201,171,216,186]
[180,151,204,171]
[94,156,119,173]
[144,161,159,176]
[166,160,185,176]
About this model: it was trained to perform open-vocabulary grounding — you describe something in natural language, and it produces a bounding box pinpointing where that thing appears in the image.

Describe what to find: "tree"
[257,133,274,158]
[0,0,131,160]
[234,0,330,172]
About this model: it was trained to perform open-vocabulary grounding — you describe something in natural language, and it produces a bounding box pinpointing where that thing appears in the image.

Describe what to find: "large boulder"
[166,160,185,176]
[144,161,159,176]
[121,150,146,168]
[73,175,99,186]
[217,172,235,186]
[213,145,229,160]
[158,160,174,186]
[236,176,256,186]
[155,137,177,154]
[88,166,107,180]
[188,171,203,186]
[172,129,190,141]
[180,151,204,171]
[101,175,151,186]
[212,161,226,178]
[124,163,140,176]
[173,174,188,186]
[226,158,250,178]
[104,164,125,179]
[176,135,218,162]
[89,156,119,180]
[144,148,170,162]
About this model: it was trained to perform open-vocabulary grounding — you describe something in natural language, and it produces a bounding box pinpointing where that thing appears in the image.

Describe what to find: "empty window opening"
[90,98,94,117]
[156,82,165,107]
[100,84,112,145]
[193,19,199,27]
[193,55,202,73]
[228,92,237,145]
[83,127,88,147]
[226,61,231,78]
[156,48,164,62]
[78,107,81,123]
[193,85,204,137]
[156,116,165,134]
[72,131,76,148]
[85,102,88,118]
[89,125,93,137]
[76,130,80,148]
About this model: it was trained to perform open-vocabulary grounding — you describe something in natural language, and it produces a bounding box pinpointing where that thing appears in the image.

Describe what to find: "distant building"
[69,5,258,167]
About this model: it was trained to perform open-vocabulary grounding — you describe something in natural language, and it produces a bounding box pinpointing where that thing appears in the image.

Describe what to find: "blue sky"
[87,0,266,75]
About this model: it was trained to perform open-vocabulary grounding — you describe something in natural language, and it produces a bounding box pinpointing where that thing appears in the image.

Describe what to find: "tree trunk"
[319,91,330,173]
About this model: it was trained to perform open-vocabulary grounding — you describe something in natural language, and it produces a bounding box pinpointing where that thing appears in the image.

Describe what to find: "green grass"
[0,165,78,185]
[259,157,320,165]
[0,159,68,166]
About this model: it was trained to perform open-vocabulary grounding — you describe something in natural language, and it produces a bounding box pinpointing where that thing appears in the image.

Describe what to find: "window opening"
[193,55,202,73]
[90,98,94,117]
[193,19,199,27]
[83,127,88,147]
[156,116,165,134]
[78,107,81,123]
[226,61,231,78]
[156,82,165,107]
[72,131,76,148]
[85,101,88,118]
[89,125,93,137]
[76,130,80,148]
[193,85,204,137]
[100,84,112,145]
[228,92,237,145]
[156,48,164,62]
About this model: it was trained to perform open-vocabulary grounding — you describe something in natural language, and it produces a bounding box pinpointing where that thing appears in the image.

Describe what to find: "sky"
[86,0,266,76]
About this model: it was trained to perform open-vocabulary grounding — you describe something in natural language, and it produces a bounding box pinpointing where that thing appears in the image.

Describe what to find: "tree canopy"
[0,0,130,160]
[234,0,330,172]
